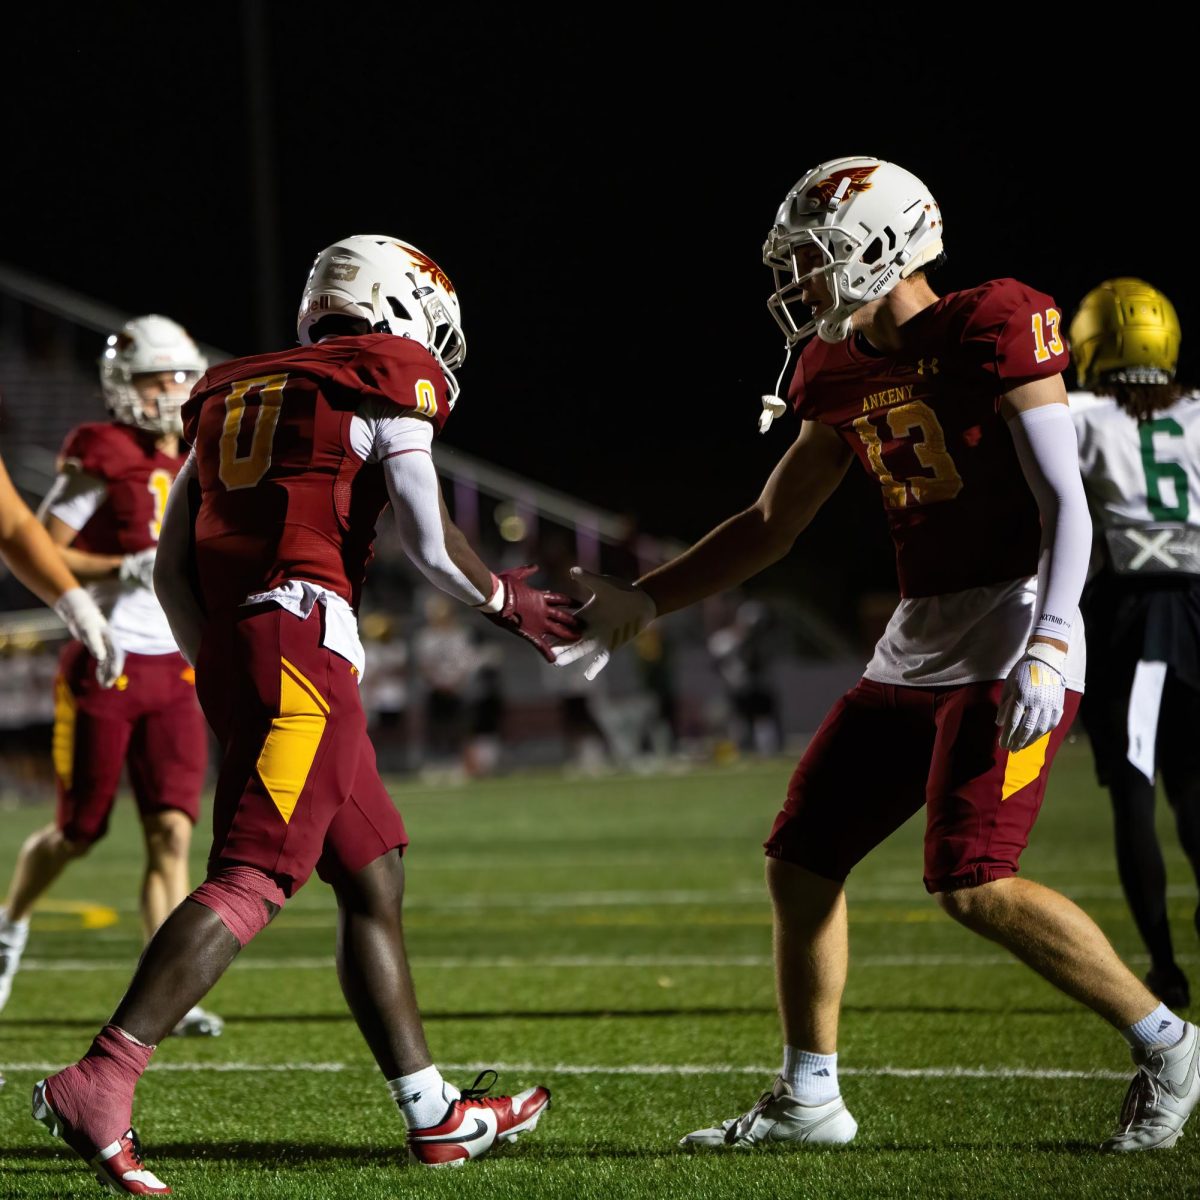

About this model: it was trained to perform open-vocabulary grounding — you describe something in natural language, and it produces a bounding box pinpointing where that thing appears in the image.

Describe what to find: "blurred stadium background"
[0,264,879,804]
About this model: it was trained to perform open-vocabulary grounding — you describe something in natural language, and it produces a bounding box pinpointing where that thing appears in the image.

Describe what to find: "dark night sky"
[2,6,1193,619]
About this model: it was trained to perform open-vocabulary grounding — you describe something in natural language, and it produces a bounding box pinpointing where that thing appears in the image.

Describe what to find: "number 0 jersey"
[44,422,186,655]
[1071,391,1200,531]
[181,333,452,615]
[790,277,1085,688]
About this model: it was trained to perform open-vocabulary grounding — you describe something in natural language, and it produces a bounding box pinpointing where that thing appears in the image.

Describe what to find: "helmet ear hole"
[387,296,413,321]
[862,237,883,265]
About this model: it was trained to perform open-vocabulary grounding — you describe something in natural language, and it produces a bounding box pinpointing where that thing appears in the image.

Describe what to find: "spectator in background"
[1070,278,1200,1010]
[360,612,411,775]
[413,592,479,782]
[465,637,505,778]
[707,597,784,757]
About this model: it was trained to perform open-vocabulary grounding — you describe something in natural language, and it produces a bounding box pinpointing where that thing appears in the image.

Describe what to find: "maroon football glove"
[481,565,582,662]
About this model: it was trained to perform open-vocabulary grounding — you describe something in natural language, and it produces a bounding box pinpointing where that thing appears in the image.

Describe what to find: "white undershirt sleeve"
[1007,403,1093,644]
[38,469,107,532]
[365,409,488,606]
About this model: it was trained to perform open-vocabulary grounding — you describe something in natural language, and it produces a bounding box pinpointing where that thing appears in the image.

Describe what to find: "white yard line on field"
[0,1059,1132,1080]
[21,951,1174,971]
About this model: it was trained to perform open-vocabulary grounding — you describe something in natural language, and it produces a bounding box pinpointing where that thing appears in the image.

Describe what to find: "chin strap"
[370,282,392,334]
[759,343,794,434]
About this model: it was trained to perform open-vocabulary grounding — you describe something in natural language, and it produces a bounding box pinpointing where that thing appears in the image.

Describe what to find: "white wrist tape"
[1024,641,1067,678]
[476,575,505,614]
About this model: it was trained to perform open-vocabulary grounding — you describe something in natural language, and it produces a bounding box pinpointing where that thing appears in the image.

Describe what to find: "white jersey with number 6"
[1071,391,1200,531]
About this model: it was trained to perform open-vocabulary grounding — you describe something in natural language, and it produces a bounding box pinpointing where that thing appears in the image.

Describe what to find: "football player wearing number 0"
[1070,279,1200,1014]
[0,316,221,1042]
[30,237,569,1193]
[561,158,1199,1153]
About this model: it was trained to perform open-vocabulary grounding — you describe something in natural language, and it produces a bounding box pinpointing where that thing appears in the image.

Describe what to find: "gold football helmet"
[1068,278,1180,388]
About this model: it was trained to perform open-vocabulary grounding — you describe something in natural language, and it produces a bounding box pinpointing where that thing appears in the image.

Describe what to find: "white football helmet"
[296,235,466,407]
[99,315,207,436]
[763,156,944,344]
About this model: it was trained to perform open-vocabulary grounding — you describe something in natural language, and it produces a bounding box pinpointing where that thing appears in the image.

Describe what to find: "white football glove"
[118,546,157,590]
[996,642,1066,752]
[54,587,125,688]
[553,567,657,680]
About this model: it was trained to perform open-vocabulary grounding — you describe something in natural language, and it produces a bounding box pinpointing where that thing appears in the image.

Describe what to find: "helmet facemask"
[763,157,944,345]
[99,316,207,436]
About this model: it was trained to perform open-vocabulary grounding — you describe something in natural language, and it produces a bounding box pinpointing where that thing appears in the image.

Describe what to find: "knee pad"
[190,865,288,946]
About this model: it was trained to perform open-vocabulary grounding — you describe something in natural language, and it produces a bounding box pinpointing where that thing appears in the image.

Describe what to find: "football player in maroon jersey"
[561,158,1200,1153]
[30,236,576,1191]
[0,450,120,1092]
[0,316,222,1042]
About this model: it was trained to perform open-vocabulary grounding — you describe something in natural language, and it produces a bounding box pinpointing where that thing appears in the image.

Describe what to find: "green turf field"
[1,736,1197,1198]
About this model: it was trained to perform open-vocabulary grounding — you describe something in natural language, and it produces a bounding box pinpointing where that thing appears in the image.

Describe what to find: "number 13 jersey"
[790,277,1086,687]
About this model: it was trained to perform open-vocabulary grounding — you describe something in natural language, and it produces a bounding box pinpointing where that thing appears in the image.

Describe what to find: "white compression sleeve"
[1007,403,1093,643]
[380,432,488,607]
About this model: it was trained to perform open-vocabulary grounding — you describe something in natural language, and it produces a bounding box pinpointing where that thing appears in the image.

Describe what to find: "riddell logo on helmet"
[806,165,878,208]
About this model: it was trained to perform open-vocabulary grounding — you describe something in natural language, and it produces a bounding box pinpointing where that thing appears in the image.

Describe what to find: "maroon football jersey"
[181,334,452,613]
[60,422,187,555]
[791,278,1069,597]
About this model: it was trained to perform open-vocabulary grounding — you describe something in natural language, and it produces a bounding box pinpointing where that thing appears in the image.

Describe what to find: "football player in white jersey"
[1070,278,1200,1009]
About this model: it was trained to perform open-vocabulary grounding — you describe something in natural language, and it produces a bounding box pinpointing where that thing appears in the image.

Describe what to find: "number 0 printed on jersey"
[852,401,963,508]
[219,374,289,490]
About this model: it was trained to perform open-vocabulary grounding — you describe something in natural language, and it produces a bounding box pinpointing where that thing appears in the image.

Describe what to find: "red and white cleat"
[31,1078,170,1195]
[407,1069,551,1167]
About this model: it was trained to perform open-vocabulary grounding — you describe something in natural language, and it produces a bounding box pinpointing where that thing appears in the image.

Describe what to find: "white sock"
[782,1046,839,1105]
[387,1065,459,1129]
[1124,1003,1186,1051]
[0,912,29,952]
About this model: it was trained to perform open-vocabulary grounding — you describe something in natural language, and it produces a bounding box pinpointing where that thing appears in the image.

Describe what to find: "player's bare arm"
[640,418,853,616]
[0,455,81,605]
[41,510,123,580]
[152,453,204,666]
[558,419,852,678]
[0,454,121,682]
[381,421,579,661]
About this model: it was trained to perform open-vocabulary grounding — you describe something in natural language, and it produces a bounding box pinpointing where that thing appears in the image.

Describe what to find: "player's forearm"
[637,507,794,617]
[441,505,497,601]
[0,511,83,606]
[152,453,204,664]
[55,544,123,582]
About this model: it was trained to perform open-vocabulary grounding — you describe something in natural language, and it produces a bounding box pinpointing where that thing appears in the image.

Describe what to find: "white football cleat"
[1102,1021,1200,1151]
[0,914,29,1014]
[680,1076,857,1148]
[171,1005,223,1038]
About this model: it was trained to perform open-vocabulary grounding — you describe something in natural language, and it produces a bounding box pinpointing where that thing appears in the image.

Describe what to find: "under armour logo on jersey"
[916,357,940,376]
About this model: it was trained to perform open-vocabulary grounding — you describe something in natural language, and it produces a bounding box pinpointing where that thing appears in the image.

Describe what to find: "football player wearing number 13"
[31,236,574,1193]
[561,157,1200,1152]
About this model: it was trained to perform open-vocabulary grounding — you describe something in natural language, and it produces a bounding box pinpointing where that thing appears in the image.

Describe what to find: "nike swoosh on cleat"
[410,1118,490,1145]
